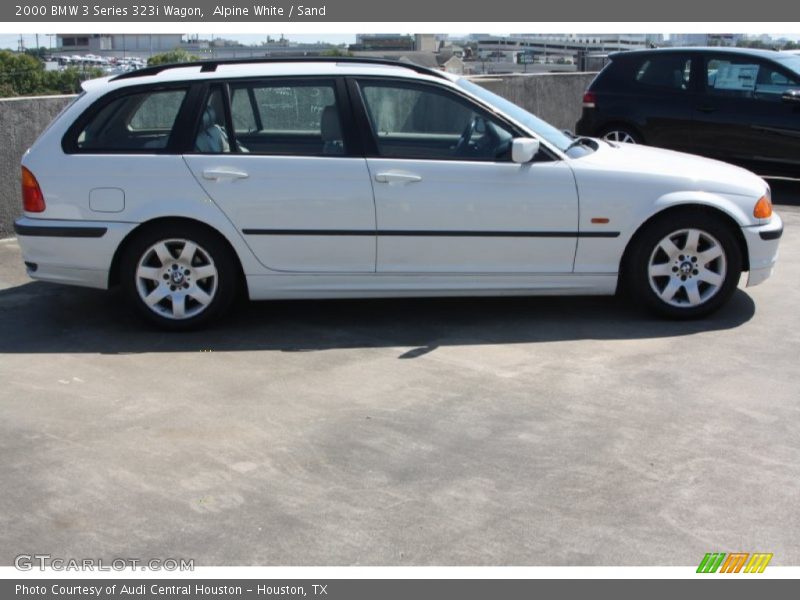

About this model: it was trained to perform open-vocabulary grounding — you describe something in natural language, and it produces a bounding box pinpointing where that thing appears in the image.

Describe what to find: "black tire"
[120,222,238,330]
[599,125,642,144]
[624,211,742,319]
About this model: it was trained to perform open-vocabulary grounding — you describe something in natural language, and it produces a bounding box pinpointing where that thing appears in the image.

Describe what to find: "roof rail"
[110,56,449,82]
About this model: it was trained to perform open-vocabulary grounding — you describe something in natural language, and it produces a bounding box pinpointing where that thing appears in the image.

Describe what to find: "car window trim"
[246,86,263,131]
[171,82,208,153]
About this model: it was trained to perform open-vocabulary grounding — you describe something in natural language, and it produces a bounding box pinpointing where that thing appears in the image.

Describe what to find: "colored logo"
[697,552,773,573]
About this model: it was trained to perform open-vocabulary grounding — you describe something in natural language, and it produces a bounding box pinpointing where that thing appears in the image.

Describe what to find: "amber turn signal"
[753,194,772,219]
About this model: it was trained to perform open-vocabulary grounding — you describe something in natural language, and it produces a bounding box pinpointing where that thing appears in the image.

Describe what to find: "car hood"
[570,140,768,198]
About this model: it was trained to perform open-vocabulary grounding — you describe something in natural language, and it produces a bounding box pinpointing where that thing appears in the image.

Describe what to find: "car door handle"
[374,171,423,185]
[202,167,249,181]
[696,106,718,113]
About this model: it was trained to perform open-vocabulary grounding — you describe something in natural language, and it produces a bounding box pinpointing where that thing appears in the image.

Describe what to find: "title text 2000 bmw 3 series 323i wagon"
[14,58,783,330]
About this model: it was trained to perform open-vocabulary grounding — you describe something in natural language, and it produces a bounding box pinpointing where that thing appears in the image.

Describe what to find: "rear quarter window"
[633,55,692,90]
[591,54,692,93]
[588,59,634,91]
[69,88,188,152]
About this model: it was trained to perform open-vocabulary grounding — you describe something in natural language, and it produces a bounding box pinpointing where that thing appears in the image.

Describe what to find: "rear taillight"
[21,166,45,213]
[582,91,597,108]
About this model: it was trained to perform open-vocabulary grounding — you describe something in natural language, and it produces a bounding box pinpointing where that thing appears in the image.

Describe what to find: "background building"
[56,34,183,53]
[668,33,743,46]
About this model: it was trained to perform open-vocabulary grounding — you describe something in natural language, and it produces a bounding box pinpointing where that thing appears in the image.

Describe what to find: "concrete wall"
[469,72,597,131]
[0,95,74,237]
[0,72,597,238]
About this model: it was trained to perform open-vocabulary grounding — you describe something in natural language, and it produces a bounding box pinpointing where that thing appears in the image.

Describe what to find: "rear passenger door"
[183,79,377,273]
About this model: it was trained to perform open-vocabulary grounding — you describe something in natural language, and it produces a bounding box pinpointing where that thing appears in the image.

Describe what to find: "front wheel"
[120,223,238,330]
[625,214,742,319]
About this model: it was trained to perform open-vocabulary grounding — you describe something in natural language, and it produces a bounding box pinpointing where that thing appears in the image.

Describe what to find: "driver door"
[353,78,579,273]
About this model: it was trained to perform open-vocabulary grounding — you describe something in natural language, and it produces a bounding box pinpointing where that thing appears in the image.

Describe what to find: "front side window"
[219,80,345,156]
[455,78,573,152]
[358,81,514,161]
[75,88,187,151]
[705,56,799,100]
[634,55,692,90]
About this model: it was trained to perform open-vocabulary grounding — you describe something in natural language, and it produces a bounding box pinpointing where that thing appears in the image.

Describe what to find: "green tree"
[43,67,99,95]
[0,50,102,98]
[319,48,353,57]
[147,49,198,66]
[0,51,45,96]
[24,47,49,60]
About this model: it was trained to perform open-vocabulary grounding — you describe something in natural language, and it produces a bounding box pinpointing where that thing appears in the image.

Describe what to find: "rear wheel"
[625,213,742,319]
[120,223,237,330]
[600,126,641,144]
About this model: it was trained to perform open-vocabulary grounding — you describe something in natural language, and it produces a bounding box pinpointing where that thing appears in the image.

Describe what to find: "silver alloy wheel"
[603,130,637,143]
[135,238,218,320]
[647,228,727,308]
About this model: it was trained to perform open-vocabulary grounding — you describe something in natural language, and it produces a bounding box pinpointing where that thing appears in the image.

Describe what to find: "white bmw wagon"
[15,58,783,329]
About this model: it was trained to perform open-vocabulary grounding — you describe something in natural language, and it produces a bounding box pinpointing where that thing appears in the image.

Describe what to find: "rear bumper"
[14,217,136,290]
[742,213,783,287]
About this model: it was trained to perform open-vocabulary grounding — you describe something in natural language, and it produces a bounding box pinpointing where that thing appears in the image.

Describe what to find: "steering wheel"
[453,116,478,156]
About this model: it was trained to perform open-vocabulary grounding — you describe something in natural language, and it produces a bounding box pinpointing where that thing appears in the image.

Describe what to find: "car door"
[351,78,579,274]
[183,78,376,273]
[690,53,800,168]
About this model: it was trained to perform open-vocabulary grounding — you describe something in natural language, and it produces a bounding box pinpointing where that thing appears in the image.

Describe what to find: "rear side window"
[73,88,187,152]
[634,55,692,90]
[221,80,345,156]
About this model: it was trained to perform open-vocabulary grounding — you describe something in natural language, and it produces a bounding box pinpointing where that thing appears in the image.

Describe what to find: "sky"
[0,33,357,50]
[2,32,800,51]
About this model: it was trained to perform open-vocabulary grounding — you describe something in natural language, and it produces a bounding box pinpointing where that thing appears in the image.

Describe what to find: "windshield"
[456,78,575,152]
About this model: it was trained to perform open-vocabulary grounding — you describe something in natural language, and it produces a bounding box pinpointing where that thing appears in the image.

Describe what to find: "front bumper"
[742,212,783,287]
[14,217,136,290]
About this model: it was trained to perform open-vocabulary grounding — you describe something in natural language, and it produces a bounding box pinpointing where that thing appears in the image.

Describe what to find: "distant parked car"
[576,47,800,176]
[14,57,782,329]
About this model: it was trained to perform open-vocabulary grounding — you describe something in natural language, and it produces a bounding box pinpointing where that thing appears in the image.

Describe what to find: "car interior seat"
[320,105,345,155]
[194,106,230,154]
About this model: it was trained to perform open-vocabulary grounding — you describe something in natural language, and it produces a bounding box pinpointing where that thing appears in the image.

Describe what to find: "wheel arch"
[618,203,749,293]
[108,216,248,297]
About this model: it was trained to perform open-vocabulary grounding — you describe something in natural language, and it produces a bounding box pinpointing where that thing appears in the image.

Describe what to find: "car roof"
[85,58,456,93]
[610,46,790,61]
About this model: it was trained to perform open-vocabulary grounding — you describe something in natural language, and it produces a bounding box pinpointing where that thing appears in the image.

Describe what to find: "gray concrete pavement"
[1,203,799,567]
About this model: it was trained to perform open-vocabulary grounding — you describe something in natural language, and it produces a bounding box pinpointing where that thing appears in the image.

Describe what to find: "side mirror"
[782,89,800,104]
[511,137,540,163]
